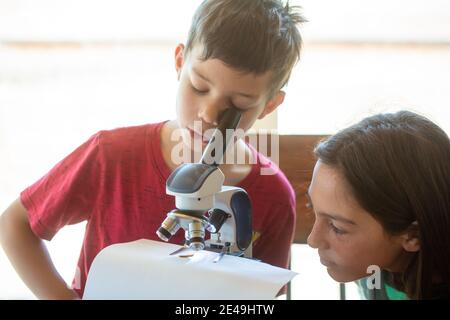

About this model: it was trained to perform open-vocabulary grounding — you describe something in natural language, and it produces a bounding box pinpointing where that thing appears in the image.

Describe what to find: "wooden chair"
[247,134,335,297]
[278,135,327,244]
[247,134,345,299]
[246,134,326,242]
[278,135,349,300]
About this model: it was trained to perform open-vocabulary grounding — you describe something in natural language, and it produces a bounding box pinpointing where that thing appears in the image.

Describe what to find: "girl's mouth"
[319,256,335,267]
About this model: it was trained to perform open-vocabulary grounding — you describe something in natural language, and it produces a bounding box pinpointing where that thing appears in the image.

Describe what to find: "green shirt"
[357,271,408,300]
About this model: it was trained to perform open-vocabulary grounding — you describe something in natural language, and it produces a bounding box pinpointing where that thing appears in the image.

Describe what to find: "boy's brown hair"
[185,0,306,97]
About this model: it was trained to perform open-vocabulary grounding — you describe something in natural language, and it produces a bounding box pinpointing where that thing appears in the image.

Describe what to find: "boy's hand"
[0,198,78,300]
[54,288,81,300]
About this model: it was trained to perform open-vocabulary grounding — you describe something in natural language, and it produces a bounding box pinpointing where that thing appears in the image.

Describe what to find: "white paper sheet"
[83,239,297,300]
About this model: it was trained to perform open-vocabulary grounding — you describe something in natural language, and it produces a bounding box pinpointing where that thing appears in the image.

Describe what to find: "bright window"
[1,0,449,299]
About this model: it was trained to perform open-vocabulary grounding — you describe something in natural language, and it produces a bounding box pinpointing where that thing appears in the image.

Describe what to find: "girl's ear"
[401,221,420,252]
[258,91,285,120]
[174,44,185,80]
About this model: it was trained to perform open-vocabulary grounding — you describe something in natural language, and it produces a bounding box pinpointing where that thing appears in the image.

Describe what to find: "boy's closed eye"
[190,82,254,113]
[190,83,208,95]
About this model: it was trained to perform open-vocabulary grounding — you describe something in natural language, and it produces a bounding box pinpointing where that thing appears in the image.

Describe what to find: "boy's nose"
[198,103,221,126]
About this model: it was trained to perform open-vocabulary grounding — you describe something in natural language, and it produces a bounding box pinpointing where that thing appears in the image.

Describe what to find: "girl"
[307,111,450,299]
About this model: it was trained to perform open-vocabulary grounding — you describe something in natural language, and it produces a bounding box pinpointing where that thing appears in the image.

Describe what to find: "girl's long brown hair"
[314,111,450,299]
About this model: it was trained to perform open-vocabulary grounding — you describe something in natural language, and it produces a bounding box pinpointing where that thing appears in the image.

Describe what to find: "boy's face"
[174,44,284,149]
[306,161,419,283]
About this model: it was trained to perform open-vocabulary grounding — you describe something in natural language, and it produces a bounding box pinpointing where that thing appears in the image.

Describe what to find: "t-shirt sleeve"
[254,202,296,269]
[20,132,102,241]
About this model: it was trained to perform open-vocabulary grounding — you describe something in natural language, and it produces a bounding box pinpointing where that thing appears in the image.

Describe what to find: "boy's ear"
[400,221,420,252]
[175,43,185,80]
[258,91,285,120]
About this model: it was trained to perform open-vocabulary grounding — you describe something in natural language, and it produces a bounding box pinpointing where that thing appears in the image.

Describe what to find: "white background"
[1,0,449,299]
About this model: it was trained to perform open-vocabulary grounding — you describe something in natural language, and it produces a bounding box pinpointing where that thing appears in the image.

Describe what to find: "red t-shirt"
[21,122,296,298]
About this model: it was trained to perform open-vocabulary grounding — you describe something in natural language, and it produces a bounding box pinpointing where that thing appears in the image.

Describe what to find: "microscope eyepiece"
[201,107,242,166]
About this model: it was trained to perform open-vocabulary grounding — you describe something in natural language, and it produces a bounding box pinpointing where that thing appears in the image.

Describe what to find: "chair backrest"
[278,135,327,243]
[247,134,328,244]
[246,134,331,299]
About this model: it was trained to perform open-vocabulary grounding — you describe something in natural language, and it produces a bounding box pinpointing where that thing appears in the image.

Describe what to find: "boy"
[0,0,305,299]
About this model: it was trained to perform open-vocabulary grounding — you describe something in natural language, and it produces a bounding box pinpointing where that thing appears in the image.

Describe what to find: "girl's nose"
[307,220,328,250]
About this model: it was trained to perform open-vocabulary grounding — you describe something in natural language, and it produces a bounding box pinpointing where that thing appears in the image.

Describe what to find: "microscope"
[156,108,253,258]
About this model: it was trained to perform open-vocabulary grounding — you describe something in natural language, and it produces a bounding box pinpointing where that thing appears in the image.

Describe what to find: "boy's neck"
[160,120,253,186]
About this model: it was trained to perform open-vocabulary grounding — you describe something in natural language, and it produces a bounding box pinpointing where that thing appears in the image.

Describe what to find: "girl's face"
[307,161,413,282]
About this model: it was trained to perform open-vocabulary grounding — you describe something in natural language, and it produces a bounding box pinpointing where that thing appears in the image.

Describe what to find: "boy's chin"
[182,138,208,150]
[181,139,207,156]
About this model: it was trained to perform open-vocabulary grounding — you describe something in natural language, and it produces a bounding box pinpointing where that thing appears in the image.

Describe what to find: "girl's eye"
[329,222,347,235]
